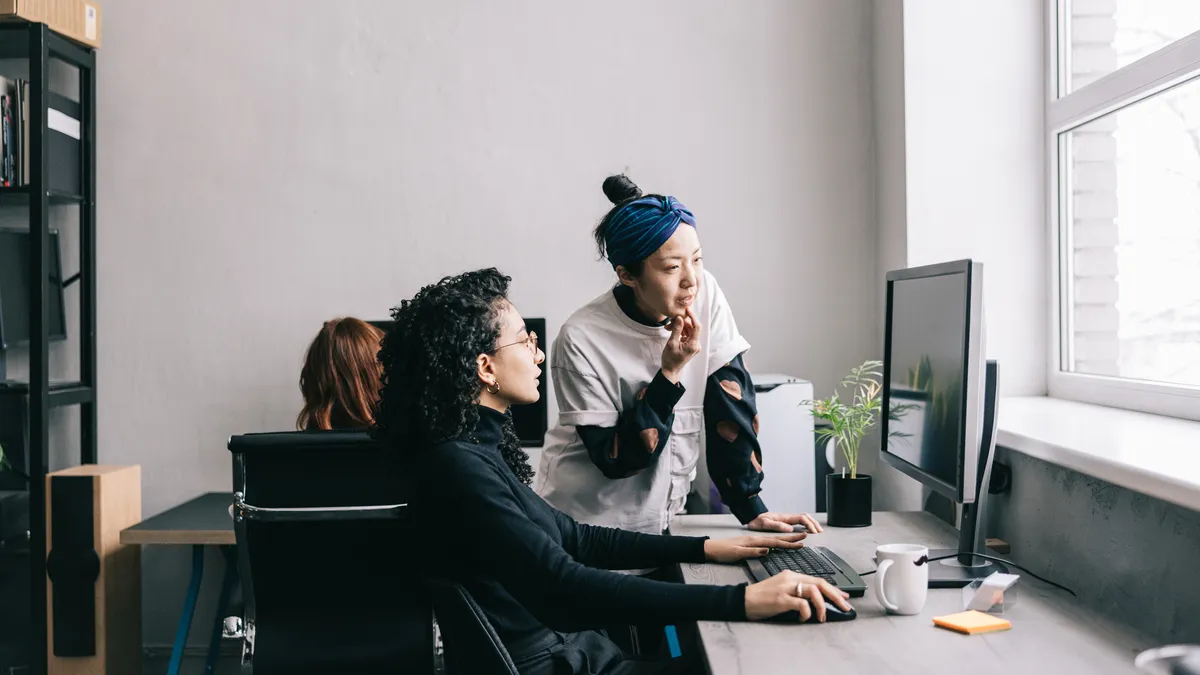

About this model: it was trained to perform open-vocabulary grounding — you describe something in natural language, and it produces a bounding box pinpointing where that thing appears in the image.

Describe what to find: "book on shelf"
[0,76,29,187]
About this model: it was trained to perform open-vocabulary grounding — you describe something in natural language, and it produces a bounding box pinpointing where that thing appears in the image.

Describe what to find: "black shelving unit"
[0,22,97,675]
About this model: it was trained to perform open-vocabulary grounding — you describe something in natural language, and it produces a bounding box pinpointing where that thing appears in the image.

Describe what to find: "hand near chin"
[662,308,702,382]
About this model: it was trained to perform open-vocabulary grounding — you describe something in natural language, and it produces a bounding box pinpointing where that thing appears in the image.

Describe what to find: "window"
[1060,2,1200,94]
[1051,0,1200,421]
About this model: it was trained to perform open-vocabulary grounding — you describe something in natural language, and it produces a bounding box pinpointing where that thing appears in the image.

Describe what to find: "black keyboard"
[762,547,841,581]
[744,545,868,598]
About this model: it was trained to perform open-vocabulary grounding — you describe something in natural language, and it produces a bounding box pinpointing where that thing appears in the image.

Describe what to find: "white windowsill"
[997,396,1200,514]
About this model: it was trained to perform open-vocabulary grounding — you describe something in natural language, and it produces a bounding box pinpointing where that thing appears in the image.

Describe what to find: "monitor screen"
[0,229,67,350]
[884,271,968,490]
[368,316,549,447]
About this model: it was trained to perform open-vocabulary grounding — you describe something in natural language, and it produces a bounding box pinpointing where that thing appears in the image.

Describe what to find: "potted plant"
[804,360,885,527]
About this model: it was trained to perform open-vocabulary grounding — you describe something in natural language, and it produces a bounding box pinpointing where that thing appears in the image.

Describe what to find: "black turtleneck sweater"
[413,406,747,655]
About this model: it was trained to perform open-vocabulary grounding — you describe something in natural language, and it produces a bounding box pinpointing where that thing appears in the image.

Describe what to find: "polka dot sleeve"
[704,353,768,523]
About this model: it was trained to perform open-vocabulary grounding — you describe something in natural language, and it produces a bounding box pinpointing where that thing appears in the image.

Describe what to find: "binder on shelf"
[2,96,10,186]
[17,79,27,185]
[0,76,12,186]
[47,92,81,196]
[21,80,29,185]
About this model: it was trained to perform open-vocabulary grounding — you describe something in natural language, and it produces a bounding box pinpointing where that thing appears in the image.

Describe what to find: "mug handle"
[876,559,899,613]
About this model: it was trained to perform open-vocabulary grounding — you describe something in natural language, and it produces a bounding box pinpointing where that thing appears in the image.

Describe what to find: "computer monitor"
[0,228,68,351]
[880,259,1003,587]
[368,316,549,448]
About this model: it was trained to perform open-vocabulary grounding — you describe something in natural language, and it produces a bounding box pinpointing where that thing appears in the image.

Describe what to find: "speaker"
[45,465,141,675]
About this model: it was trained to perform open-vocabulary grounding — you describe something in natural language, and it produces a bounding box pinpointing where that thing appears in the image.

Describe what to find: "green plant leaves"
[801,359,885,479]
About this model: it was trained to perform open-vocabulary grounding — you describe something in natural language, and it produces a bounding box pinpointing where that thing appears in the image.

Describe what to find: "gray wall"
[853,0,923,511]
[987,446,1200,645]
[901,0,1047,396]
[2,0,885,652]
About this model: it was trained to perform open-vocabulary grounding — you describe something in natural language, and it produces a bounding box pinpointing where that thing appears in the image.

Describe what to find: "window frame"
[1048,0,1200,422]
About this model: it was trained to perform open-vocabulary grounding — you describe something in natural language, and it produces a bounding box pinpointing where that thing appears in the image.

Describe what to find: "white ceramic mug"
[874,544,929,615]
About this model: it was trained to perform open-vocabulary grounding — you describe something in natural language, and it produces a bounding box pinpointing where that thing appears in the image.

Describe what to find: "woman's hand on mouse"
[703,533,806,564]
[744,571,853,622]
[661,307,702,383]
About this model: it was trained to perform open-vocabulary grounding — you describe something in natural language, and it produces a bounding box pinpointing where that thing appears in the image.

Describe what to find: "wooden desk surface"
[120,491,235,546]
[671,512,1154,675]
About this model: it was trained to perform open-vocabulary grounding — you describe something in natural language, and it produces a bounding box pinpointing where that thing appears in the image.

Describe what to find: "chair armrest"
[232,492,407,522]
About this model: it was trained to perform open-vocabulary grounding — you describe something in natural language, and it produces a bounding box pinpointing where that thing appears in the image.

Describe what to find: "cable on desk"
[856,552,1077,597]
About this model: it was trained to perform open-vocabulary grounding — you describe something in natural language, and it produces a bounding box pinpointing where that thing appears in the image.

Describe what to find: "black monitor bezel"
[880,259,975,503]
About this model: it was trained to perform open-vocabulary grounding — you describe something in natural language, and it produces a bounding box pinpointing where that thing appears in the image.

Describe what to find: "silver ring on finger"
[796,582,808,597]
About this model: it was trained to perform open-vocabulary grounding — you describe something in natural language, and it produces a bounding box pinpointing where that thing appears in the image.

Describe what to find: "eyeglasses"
[492,330,539,356]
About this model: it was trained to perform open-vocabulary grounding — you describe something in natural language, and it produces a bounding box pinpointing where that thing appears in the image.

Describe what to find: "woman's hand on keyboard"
[703,533,806,563]
[746,512,824,534]
[744,571,852,622]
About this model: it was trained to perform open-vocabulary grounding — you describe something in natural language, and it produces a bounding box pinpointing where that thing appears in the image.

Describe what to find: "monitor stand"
[926,360,1007,588]
[925,548,1004,588]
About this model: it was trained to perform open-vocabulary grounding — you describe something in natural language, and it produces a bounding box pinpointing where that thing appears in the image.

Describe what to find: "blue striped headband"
[604,195,696,268]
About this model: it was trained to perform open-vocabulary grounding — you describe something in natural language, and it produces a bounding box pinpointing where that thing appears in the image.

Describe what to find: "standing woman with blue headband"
[538,174,822,539]
[536,174,824,656]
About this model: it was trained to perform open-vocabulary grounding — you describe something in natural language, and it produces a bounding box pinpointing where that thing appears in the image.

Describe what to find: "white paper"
[48,109,80,140]
[85,5,97,40]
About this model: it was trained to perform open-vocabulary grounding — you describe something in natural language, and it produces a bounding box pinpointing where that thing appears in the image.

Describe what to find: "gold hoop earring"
[486,381,501,395]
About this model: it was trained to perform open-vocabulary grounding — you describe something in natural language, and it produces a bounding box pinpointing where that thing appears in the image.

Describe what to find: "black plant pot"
[826,474,872,528]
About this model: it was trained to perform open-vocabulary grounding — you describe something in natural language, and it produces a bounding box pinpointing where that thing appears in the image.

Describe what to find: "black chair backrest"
[228,430,433,675]
[428,578,518,675]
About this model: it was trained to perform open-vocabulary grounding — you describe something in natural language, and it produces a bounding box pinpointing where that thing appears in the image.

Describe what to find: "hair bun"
[602,174,642,205]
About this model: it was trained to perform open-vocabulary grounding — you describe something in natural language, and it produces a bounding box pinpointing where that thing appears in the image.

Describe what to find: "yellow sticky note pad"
[933,610,1012,635]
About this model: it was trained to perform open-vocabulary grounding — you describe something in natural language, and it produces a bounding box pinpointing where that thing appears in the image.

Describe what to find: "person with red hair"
[296,317,385,431]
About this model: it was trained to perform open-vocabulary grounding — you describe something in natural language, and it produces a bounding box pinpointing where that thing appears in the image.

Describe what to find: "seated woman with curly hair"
[372,268,852,675]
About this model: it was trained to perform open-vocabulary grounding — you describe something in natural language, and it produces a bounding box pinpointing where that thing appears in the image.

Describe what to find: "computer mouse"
[792,524,809,533]
[771,603,857,624]
[809,603,857,623]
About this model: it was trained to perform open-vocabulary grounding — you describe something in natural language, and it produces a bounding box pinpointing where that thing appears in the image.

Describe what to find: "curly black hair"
[371,267,534,485]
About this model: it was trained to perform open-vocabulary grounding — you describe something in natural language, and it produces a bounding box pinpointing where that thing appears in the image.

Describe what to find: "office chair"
[226,430,435,675]
[427,578,519,675]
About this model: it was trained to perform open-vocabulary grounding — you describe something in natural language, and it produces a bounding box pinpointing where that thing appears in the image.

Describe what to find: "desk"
[121,492,237,675]
[671,512,1154,674]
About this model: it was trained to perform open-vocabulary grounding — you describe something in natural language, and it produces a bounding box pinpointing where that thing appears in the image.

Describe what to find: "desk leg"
[168,545,205,675]
[205,546,238,675]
